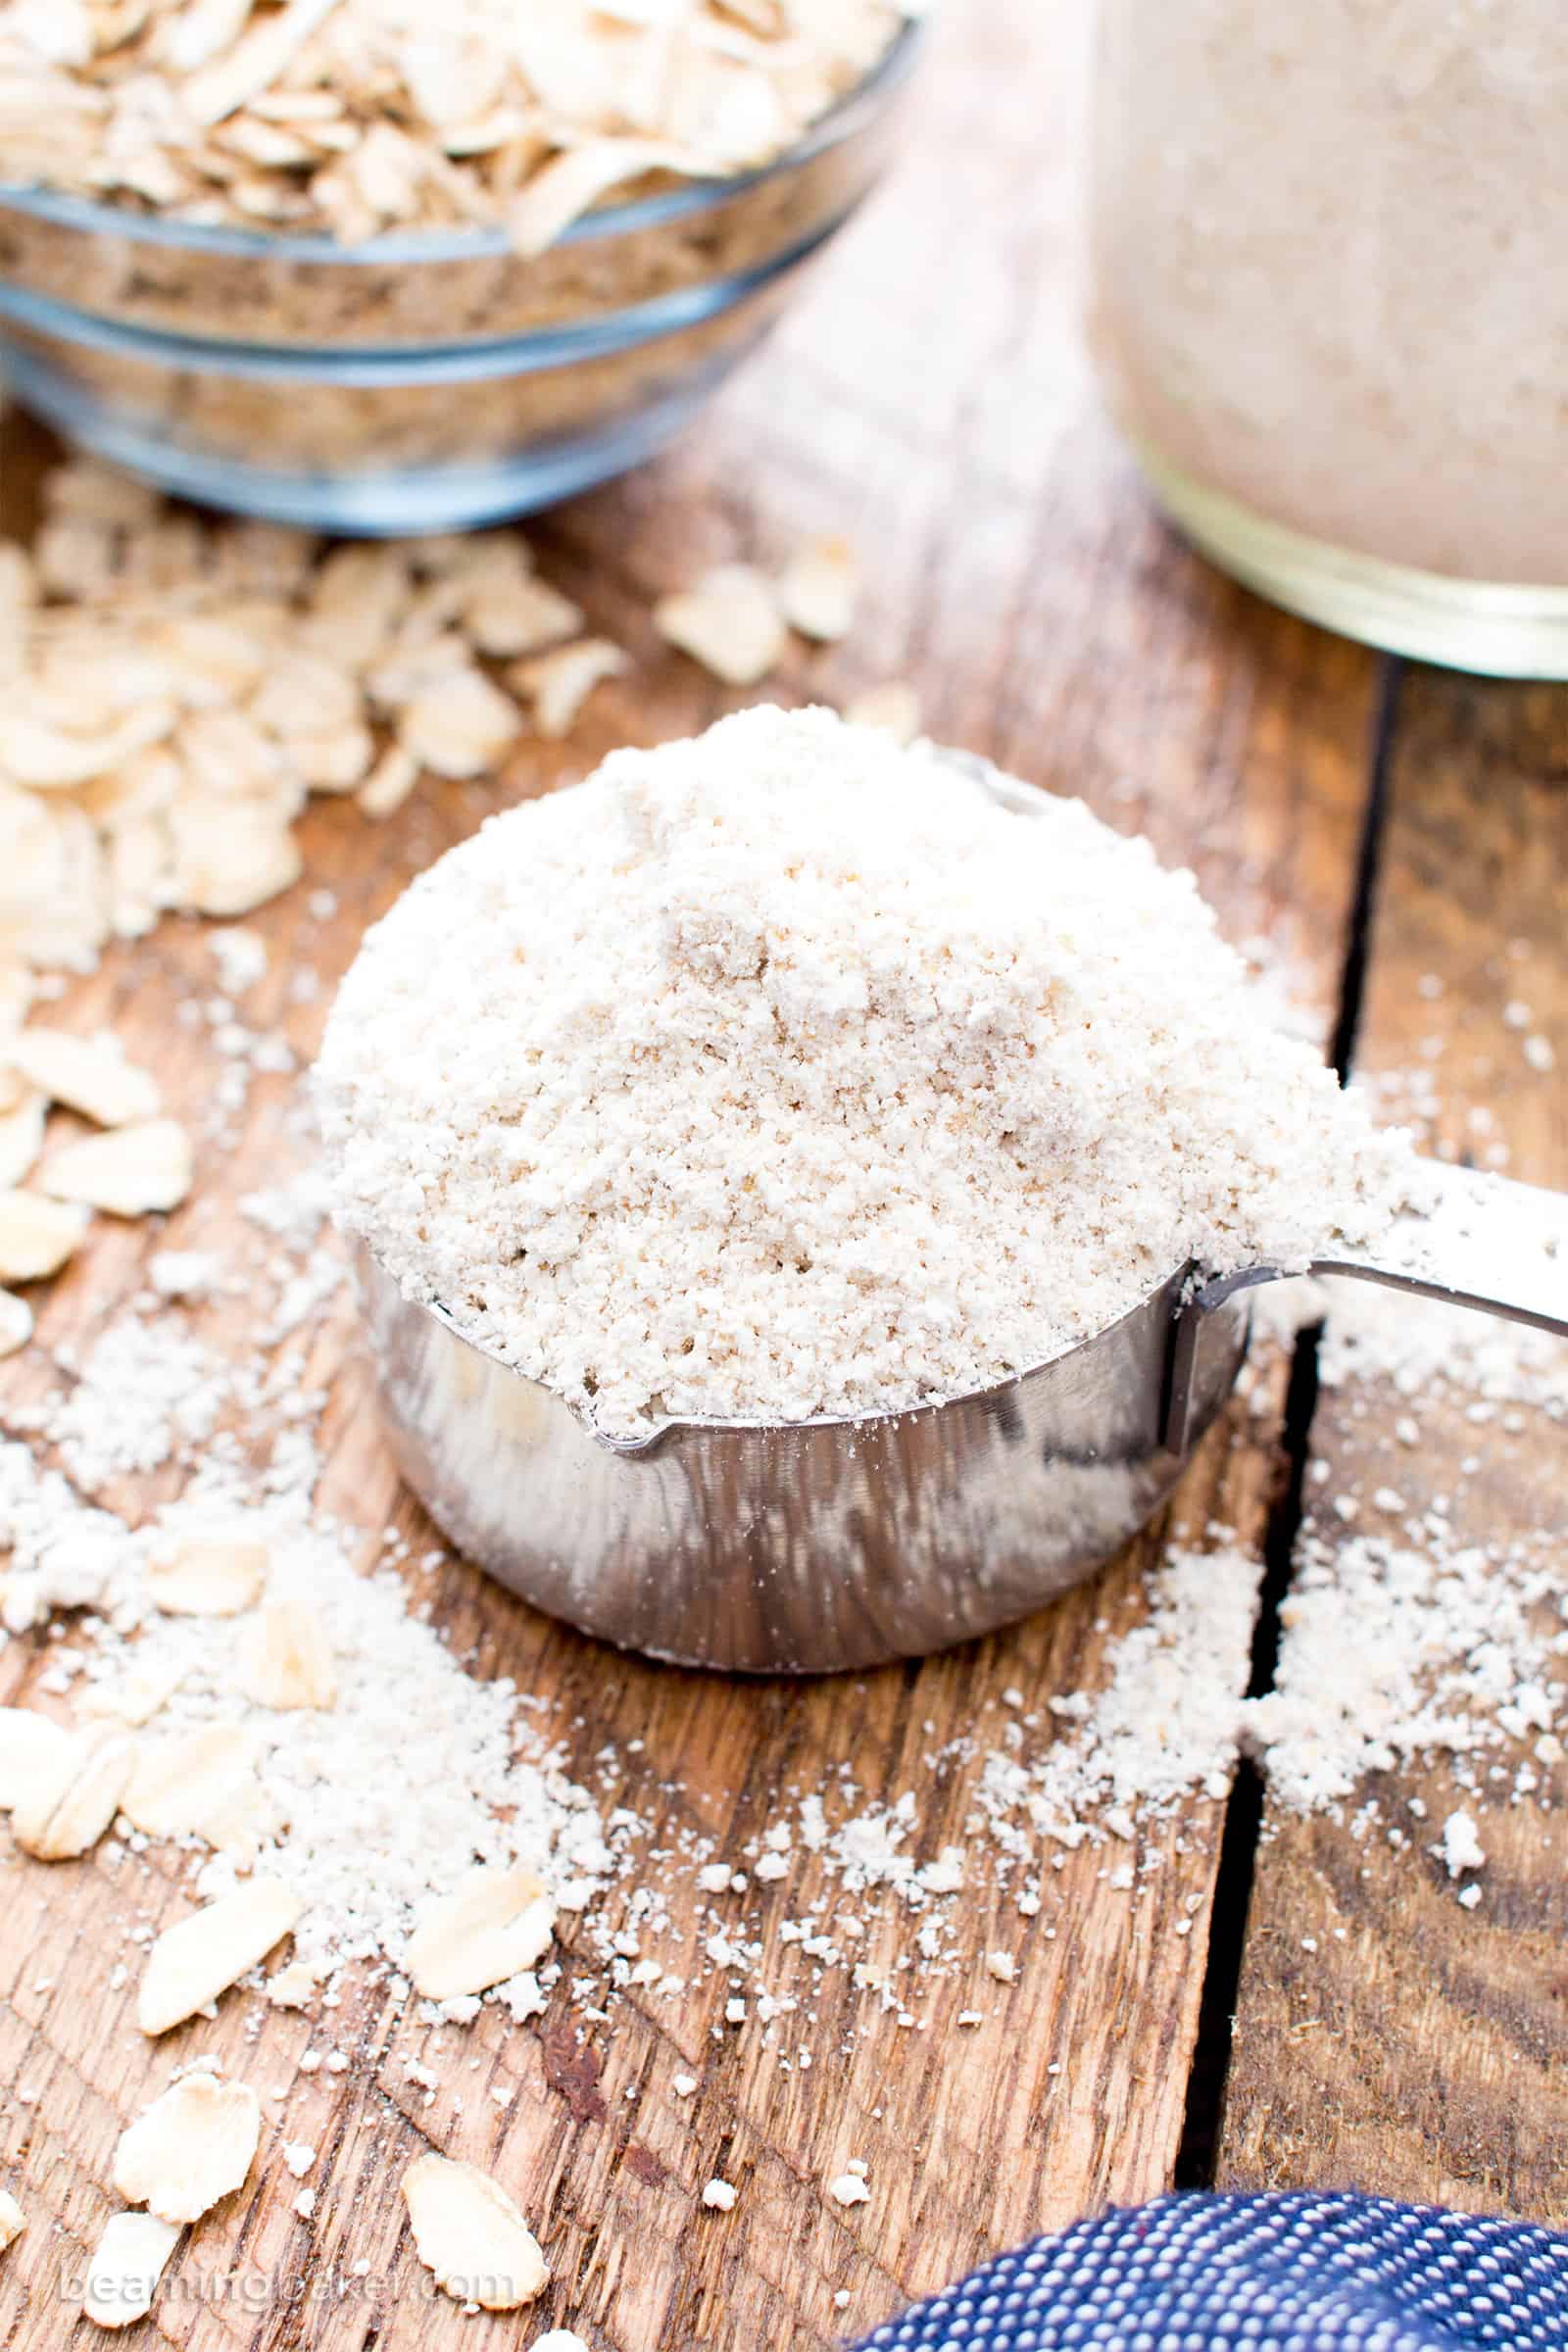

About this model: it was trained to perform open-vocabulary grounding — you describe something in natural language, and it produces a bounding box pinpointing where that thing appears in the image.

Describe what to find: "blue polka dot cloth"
[853,2191,1568,2351]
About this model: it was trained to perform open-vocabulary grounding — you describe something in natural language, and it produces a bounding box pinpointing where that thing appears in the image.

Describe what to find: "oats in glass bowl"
[0,0,924,528]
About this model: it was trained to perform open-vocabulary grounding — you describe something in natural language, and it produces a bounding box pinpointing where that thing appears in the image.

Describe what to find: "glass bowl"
[0,24,920,533]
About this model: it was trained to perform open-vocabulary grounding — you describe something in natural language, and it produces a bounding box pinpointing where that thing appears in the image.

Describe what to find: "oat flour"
[318,706,1416,1435]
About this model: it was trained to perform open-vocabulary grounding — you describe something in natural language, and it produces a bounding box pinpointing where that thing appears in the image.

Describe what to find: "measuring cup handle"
[1161,1162,1568,1454]
[1308,1162,1568,1341]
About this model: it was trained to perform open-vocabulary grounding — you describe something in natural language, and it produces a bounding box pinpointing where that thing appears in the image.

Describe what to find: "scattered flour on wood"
[1240,1521,1565,1817]
[0,1418,627,1996]
[1316,1276,1568,1418]
[17,1317,224,1489]
[976,1547,1259,1858]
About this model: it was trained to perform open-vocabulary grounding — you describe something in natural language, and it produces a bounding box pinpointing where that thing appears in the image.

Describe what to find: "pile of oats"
[0,0,908,252]
[0,1023,190,1353]
[0,455,625,995]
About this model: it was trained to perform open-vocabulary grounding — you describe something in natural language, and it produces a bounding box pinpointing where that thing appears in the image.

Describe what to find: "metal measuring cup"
[353,760,1568,1673]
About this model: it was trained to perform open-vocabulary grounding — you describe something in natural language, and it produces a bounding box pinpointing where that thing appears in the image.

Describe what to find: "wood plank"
[0,8,1385,2347]
[1217,666,1568,2219]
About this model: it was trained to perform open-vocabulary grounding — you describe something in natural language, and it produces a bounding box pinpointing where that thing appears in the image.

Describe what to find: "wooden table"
[1,6,1564,2345]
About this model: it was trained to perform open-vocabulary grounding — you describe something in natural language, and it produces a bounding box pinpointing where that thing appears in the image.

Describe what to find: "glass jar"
[1088,3,1568,676]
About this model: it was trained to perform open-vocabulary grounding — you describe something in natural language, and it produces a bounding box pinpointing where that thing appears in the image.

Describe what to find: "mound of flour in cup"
[317,707,1417,1435]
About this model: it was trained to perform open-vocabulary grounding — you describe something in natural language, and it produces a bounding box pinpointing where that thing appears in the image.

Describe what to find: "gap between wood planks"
[1175,657,1408,2187]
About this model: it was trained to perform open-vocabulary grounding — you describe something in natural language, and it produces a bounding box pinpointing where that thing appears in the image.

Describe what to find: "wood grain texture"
[1217,668,1568,2219]
[0,7,1394,2348]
